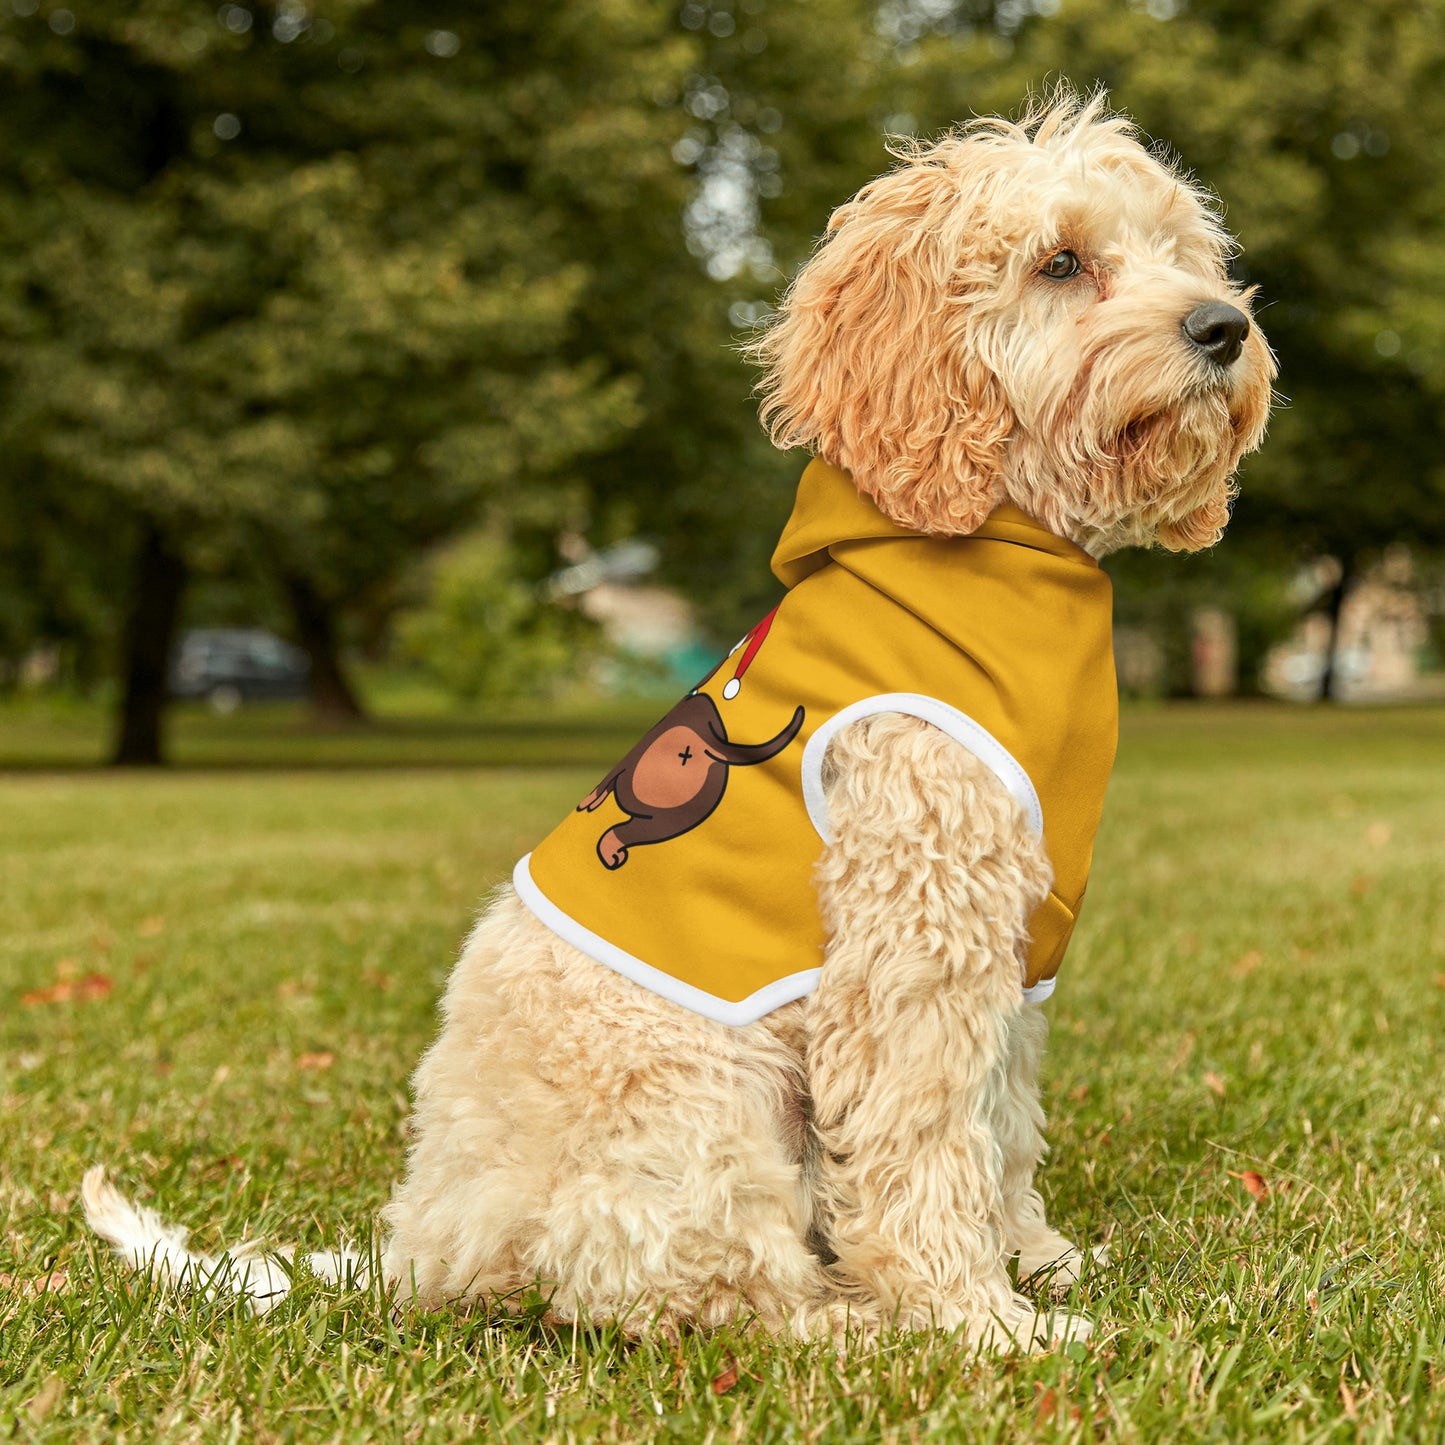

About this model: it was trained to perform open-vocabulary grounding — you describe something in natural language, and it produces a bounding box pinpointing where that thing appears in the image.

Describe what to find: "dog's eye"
[1041,250,1081,280]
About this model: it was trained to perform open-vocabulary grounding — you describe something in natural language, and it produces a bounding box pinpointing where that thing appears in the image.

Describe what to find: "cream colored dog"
[85,92,1273,1351]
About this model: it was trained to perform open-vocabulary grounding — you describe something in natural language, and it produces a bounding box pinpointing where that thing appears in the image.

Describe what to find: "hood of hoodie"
[771,458,1097,589]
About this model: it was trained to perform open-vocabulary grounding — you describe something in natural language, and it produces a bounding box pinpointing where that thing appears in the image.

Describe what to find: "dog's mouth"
[1119,377,1253,456]
[1111,391,1239,507]
[1117,399,1217,461]
[1118,410,1163,457]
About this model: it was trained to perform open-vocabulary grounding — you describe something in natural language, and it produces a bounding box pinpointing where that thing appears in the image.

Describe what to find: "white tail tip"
[81,1166,366,1315]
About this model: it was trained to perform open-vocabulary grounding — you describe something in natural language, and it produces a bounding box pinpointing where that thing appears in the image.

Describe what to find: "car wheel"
[208,684,243,715]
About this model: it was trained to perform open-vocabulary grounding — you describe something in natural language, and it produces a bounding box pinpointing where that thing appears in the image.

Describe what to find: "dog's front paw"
[1017,1237,1109,1294]
[970,1296,1093,1354]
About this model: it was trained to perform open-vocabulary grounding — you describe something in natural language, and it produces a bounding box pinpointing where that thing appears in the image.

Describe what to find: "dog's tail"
[81,1165,368,1315]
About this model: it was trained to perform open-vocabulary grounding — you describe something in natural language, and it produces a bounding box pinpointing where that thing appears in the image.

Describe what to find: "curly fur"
[85,88,1272,1354]
[380,717,1085,1349]
[749,90,1274,554]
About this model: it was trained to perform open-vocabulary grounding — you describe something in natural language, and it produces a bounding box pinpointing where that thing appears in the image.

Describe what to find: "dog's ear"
[750,150,1013,535]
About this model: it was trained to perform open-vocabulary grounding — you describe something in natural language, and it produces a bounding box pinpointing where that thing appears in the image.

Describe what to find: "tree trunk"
[1316,554,1355,703]
[284,573,367,724]
[111,523,187,766]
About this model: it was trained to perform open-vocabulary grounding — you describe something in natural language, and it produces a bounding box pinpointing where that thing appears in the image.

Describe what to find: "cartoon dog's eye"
[1041,250,1081,280]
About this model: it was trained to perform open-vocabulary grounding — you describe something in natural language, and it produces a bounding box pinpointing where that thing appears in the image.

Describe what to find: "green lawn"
[2,703,1443,1442]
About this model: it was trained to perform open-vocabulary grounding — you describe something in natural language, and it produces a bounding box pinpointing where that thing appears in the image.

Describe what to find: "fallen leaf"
[21,982,70,1007]
[361,969,394,991]
[1231,950,1263,978]
[1034,1386,1058,1425]
[1348,875,1372,898]
[0,1268,69,1299]
[1433,973,1445,990]
[295,1051,334,1072]
[138,915,166,937]
[1229,1169,1268,1200]
[1069,1083,1089,1103]
[21,973,112,1007]
[1204,1071,1227,1098]
[1167,1033,1196,1073]
[710,1356,740,1396]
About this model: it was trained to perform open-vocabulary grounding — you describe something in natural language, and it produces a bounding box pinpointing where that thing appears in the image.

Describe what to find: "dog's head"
[751,90,1275,554]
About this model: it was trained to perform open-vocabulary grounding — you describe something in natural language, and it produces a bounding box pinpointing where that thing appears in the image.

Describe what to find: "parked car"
[169,629,310,712]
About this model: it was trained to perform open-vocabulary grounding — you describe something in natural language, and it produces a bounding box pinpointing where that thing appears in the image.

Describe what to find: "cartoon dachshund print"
[577,691,805,870]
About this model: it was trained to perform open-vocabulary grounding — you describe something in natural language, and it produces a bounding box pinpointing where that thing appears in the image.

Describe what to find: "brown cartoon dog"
[577,691,805,868]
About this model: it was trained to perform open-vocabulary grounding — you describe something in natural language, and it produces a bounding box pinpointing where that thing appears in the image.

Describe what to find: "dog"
[85,90,1274,1351]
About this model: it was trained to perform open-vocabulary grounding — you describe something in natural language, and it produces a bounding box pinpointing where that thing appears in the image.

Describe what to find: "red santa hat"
[721,605,779,700]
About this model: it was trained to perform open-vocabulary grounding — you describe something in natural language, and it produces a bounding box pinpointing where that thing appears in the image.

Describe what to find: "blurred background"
[2,0,1444,767]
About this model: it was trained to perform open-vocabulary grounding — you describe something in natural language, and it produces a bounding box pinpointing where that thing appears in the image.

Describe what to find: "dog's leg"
[806,713,1089,1351]
[383,891,832,1339]
[994,1004,1093,1291]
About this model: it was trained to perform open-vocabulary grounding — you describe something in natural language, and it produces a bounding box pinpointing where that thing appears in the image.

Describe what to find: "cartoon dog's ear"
[749,146,1013,536]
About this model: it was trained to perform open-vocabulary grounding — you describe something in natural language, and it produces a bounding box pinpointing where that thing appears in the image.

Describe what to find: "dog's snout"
[1182,302,1250,367]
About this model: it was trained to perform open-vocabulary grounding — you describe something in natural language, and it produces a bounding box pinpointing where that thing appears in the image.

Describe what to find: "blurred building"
[547,540,716,692]
[1262,548,1440,701]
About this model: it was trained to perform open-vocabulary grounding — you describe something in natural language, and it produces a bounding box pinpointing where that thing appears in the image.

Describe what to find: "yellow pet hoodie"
[514,459,1118,1025]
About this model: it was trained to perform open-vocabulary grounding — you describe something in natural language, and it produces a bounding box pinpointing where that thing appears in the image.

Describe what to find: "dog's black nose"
[1182,302,1251,366]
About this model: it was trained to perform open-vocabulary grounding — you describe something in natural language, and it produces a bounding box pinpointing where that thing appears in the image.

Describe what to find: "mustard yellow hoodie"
[514,459,1118,1025]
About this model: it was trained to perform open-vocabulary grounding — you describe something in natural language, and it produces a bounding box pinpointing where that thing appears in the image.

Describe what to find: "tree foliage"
[396,529,596,705]
[0,0,699,751]
[3,0,1444,737]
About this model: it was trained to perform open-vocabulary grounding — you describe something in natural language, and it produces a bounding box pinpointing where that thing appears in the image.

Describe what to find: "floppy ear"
[749,148,1013,535]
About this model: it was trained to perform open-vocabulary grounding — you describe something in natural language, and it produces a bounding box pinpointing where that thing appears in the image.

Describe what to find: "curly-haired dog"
[85,92,1274,1350]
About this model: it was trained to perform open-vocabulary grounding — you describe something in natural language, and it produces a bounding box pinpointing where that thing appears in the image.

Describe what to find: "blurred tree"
[9,0,1445,740]
[395,528,596,705]
[0,0,690,758]
[0,451,128,693]
[0,0,913,751]
[578,0,890,635]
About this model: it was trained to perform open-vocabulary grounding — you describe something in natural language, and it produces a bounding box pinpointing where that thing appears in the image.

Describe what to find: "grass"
[0,683,667,771]
[2,700,1443,1442]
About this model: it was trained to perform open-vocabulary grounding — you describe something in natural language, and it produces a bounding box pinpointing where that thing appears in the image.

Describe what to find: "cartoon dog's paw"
[597,829,629,869]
